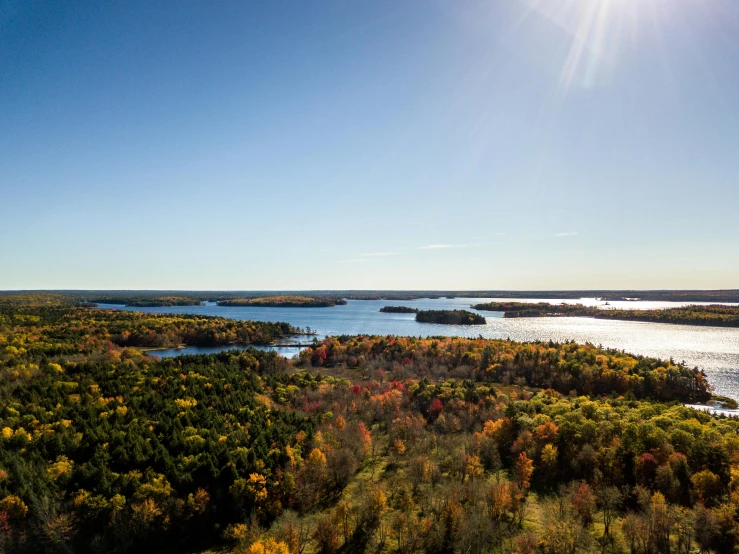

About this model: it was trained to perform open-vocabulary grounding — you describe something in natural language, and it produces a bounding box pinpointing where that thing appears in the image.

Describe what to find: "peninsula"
[472,302,739,327]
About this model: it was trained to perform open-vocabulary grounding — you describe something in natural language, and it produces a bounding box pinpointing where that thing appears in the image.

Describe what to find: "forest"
[2,294,739,554]
[218,297,348,308]
[472,302,739,328]
[415,310,487,325]
[88,296,204,307]
[5,290,738,305]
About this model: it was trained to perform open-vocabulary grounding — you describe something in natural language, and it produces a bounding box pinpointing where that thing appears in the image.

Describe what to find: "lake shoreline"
[96,297,739,401]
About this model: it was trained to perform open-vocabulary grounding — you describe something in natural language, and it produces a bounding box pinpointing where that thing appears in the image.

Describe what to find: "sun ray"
[511,0,684,93]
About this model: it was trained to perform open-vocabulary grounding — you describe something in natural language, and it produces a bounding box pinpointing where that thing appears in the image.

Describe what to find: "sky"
[1,0,738,291]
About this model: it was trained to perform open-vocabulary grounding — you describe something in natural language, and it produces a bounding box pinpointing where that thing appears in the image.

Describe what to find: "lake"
[97,297,739,401]
[143,343,308,359]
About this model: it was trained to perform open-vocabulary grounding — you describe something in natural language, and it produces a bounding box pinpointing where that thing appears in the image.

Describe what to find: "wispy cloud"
[554,232,578,237]
[337,258,370,264]
[419,243,481,250]
[362,252,397,257]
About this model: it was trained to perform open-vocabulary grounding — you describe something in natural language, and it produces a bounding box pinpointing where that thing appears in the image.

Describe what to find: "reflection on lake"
[685,404,739,417]
[98,297,739,401]
[147,344,307,359]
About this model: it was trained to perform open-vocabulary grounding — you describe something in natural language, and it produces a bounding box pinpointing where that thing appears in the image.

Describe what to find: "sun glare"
[515,0,676,91]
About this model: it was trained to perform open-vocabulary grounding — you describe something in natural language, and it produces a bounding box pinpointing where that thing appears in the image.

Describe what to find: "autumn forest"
[1,294,738,554]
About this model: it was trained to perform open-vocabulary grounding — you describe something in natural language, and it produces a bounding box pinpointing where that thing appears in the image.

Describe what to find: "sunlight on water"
[147,343,307,359]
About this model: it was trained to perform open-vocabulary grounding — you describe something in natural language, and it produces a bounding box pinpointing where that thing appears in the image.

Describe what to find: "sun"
[514,0,676,91]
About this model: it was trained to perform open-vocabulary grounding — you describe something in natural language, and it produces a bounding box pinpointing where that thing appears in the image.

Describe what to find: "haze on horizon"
[1,0,738,291]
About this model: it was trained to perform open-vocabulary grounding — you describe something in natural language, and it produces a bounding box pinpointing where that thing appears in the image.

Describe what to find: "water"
[146,343,307,359]
[685,404,739,417]
[97,298,739,401]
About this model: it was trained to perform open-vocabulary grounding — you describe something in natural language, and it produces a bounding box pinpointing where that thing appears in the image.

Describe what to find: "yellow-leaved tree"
[246,538,290,554]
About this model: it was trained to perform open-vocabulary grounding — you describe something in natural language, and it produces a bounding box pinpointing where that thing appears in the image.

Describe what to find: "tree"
[41,512,76,548]
[691,470,722,505]
[429,399,443,419]
[390,512,408,552]
[541,443,558,467]
[0,496,27,520]
[486,477,512,522]
[515,452,534,492]
[187,488,210,515]
[571,482,596,526]
[231,474,269,518]
[514,532,538,554]
[313,516,339,554]
[408,455,433,492]
[356,422,372,456]
[463,454,483,482]
[307,448,327,468]
[621,513,647,554]
[273,511,311,554]
[334,501,352,545]
[539,499,591,554]
[357,487,387,536]
[656,464,679,502]
[247,538,291,554]
[710,503,738,553]
[477,432,502,472]
[637,453,659,487]
[649,492,675,553]
[596,485,622,542]
[327,447,356,492]
[693,503,717,554]
[534,421,559,444]
[673,506,694,554]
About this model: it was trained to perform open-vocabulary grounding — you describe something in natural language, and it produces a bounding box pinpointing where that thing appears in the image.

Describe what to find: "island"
[217,295,347,307]
[379,305,419,313]
[88,295,204,307]
[472,302,739,327]
[415,309,486,325]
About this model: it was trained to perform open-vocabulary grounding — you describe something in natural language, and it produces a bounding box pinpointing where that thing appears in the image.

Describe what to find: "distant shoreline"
[218,295,347,308]
[6,289,739,304]
[472,302,739,328]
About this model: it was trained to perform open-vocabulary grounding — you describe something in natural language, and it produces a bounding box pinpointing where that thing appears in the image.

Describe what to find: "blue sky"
[1,0,738,290]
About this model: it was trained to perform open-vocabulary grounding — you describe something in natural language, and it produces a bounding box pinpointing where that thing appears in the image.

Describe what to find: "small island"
[472,302,739,327]
[379,306,419,313]
[416,309,486,325]
[217,295,347,308]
